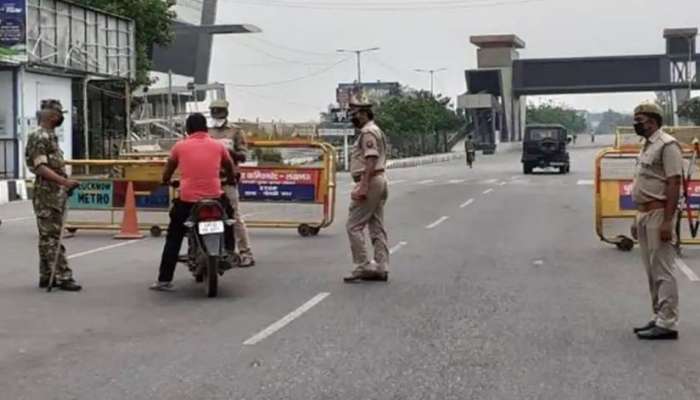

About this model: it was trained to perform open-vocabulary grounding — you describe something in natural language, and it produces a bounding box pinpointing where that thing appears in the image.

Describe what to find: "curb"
[0,180,28,205]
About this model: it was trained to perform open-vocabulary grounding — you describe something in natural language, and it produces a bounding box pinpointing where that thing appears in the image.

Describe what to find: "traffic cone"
[114,181,144,240]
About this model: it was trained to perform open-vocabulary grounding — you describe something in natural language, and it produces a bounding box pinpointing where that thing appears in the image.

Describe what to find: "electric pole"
[414,68,447,96]
[337,47,380,83]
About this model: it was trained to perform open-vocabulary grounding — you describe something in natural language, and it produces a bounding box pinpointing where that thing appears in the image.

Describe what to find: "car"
[522,124,571,174]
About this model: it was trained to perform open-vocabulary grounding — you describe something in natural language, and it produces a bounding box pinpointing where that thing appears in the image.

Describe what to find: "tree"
[75,0,176,87]
[375,89,465,157]
[679,97,700,125]
[526,101,587,133]
[594,109,634,135]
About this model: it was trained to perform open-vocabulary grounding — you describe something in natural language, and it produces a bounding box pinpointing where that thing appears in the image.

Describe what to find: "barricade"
[65,140,337,237]
[596,127,700,250]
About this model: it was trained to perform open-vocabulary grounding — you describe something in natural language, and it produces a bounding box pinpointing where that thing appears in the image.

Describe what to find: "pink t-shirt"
[170,132,231,202]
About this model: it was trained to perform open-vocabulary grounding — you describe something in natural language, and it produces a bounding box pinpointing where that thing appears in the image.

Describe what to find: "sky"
[193,0,700,122]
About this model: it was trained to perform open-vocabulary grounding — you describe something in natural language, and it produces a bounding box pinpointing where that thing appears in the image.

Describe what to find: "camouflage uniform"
[209,122,254,259]
[25,127,72,283]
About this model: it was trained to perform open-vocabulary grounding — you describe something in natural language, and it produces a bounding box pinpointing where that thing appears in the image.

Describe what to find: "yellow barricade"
[66,140,337,237]
[595,142,700,251]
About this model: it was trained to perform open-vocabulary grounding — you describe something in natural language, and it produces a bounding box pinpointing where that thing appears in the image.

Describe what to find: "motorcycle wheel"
[205,255,219,298]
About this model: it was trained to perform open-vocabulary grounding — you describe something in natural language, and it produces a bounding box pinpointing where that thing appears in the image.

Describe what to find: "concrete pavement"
[3,137,700,399]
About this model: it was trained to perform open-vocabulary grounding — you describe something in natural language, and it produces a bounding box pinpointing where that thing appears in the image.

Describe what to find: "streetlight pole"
[337,47,380,83]
[414,68,447,96]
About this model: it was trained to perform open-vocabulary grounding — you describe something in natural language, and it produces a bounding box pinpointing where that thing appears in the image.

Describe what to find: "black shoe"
[361,271,389,282]
[55,279,82,292]
[636,326,678,340]
[633,320,656,334]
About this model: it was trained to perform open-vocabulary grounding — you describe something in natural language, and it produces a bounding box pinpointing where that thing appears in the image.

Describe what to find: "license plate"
[198,221,224,235]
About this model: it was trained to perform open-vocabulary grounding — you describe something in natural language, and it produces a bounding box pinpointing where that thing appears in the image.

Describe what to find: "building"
[0,0,135,193]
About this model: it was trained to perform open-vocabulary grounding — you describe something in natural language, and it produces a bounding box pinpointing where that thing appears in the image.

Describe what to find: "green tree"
[526,101,587,133]
[679,97,700,125]
[594,109,634,135]
[75,0,176,87]
[375,89,465,157]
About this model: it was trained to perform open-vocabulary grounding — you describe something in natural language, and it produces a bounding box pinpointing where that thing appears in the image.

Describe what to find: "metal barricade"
[595,142,700,251]
[64,159,172,236]
[65,140,337,237]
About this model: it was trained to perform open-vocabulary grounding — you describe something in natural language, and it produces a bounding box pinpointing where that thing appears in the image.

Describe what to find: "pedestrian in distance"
[465,134,476,168]
[208,99,256,268]
[24,100,82,291]
[343,99,390,283]
[630,101,682,340]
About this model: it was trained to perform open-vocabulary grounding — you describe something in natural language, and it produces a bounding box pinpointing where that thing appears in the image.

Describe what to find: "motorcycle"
[173,182,238,297]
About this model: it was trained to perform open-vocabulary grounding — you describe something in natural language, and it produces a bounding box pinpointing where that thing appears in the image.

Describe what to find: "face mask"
[211,118,227,128]
[633,122,646,136]
[55,115,65,128]
[351,116,362,128]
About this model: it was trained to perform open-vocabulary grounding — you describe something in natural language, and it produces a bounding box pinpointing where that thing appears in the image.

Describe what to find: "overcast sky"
[203,0,700,122]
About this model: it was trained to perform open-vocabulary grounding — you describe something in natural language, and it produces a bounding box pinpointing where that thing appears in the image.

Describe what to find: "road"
[3,137,700,399]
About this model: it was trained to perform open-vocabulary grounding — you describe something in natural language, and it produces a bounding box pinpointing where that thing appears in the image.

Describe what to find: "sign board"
[318,128,354,137]
[68,180,113,210]
[0,0,27,63]
[68,180,171,210]
[620,180,700,211]
[238,167,321,203]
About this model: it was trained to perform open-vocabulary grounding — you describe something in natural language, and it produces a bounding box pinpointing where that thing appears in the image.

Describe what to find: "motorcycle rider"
[150,113,237,292]
[208,99,256,268]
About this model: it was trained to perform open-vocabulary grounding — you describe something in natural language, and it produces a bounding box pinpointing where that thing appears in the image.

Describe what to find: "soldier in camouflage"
[25,100,82,291]
[208,99,256,267]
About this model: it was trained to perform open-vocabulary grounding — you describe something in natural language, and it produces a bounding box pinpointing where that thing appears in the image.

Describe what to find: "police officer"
[208,99,255,267]
[343,100,390,283]
[25,100,82,291]
[630,102,682,340]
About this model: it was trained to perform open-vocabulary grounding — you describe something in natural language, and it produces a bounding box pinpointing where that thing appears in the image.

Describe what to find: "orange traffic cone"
[114,181,144,240]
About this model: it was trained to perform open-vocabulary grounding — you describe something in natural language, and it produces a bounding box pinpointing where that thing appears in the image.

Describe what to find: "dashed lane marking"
[483,188,494,195]
[389,241,408,254]
[482,179,498,184]
[426,216,449,230]
[676,259,700,282]
[0,216,33,223]
[449,179,466,184]
[67,240,142,260]
[577,179,595,186]
[243,292,331,345]
[460,199,475,209]
[418,179,435,185]
[389,179,407,185]
[499,181,507,186]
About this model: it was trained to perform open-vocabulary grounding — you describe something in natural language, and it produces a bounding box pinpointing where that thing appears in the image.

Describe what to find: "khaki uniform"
[209,124,252,256]
[631,129,683,330]
[347,120,389,271]
[24,128,73,282]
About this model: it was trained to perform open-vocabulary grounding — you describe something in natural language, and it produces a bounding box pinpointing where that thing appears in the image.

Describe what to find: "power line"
[230,0,546,11]
[231,39,345,66]
[246,37,340,58]
[223,57,352,87]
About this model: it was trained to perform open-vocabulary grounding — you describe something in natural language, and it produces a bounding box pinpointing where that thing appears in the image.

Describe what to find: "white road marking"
[243,292,330,345]
[460,199,475,208]
[389,241,408,254]
[533,260,544,266]
[67,240,142,260]
[449,179,465,184]
[499,181,507,186]
[426,216,449,230]
[676,259,700,282]
[0,216,33,223]
[483,188,494,195]
[483,179,498,184]
[389,179,407,185]
[418,179,435,185]
[577,179,594,186]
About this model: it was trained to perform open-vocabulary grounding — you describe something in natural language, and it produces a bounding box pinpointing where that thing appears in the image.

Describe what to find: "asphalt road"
[4,136,700,399]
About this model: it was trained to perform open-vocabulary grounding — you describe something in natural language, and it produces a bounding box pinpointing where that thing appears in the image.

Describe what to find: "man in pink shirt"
[151,113,237,291]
